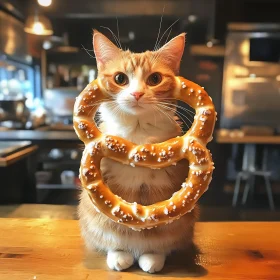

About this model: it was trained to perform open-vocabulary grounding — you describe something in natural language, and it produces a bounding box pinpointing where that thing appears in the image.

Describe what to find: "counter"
[0,141,37,167]
[0,141,38,203]
[0,131,82,195]
[0,218,279,279]
[0,130,78,141]
[0,130,81,148]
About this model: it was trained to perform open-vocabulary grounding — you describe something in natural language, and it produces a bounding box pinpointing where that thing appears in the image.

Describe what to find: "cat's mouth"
[131,104,144,108]
[130,102,146,111]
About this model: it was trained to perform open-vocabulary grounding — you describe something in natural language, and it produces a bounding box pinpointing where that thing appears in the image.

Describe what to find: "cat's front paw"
[107,250,134,271]
[138,253,166,273]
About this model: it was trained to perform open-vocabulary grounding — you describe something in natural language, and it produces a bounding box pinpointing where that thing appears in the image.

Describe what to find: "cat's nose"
[130,92,144,101]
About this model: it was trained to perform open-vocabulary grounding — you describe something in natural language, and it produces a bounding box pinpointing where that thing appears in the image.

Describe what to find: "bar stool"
[232,144,275,210]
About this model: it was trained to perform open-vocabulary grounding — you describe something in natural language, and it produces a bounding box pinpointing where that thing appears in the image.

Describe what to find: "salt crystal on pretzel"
[73,76,216,230]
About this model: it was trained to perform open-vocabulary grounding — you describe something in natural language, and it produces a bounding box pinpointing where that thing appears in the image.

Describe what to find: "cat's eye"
[114,73,129,86]
[147,72,162,86]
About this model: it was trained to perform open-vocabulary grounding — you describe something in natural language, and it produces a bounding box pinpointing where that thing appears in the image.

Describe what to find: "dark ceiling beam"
[0,0,28,20]
[27,0,213,19]
[39,0,192,17]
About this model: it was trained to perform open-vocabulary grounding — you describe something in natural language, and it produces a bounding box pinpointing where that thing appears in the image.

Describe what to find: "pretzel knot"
[73,77,216,231]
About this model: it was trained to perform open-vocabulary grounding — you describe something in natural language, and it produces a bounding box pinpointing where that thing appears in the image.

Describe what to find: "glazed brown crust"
[73,76,216,230]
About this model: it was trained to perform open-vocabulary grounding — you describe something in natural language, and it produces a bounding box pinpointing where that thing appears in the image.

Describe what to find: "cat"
[78,30,198,274]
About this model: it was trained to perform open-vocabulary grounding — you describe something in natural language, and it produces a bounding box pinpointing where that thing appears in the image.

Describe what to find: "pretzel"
[73,76,216,230]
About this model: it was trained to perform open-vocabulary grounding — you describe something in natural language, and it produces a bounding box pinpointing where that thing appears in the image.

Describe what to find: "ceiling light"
[188,15,197,23]
[43,40,52,50]
[24,14,53,36]
[128,32,135,40]
[37,0,52,7]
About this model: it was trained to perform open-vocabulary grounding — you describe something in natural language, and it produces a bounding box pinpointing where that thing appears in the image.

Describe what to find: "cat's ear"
[156,33,186,73]
[93,30,121,68]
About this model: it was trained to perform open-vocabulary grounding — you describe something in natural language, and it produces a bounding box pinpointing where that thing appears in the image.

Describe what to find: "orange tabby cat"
[78,30,198,273]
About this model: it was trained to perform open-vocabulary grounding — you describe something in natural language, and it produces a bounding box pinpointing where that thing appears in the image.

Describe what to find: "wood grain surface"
[0,218,279,280]
[0,146,37,167]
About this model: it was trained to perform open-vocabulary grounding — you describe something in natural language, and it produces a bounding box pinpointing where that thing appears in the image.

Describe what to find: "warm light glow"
[206,41,213,48]
[24,15,53,36]
[38,0,52,7]
[43,40,52,50]
[4,27,16,55]
[239,40,249,56]
[6,65,16,71]
[128,31,135,40]
[188,15,197,23]
[233,65,249,77]
[32,22,44,34]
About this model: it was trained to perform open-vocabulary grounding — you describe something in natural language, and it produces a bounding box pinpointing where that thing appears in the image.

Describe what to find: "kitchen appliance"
[221,23,280,130]
[60,170,75,185]
[0,95,29,124]
[0,10,42,128]
[44,87,78,118]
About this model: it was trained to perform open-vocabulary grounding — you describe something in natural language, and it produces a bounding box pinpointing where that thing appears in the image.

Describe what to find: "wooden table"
[1,218,280,280]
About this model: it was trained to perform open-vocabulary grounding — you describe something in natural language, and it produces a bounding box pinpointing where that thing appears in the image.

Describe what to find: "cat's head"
[93,30,185,116]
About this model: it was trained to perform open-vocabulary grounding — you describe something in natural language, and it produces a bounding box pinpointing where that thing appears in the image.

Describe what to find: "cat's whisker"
[160,109,190,130]
[153,6,165,51]
[81,45,96,59]
[155,105,178,127]
[155,99,193,109]
[120,107,126,122]
[108,103,121,119]
[167,105,195,116]
[165,27,173,44]
[152,106,157,127]
[161,108,182,129]
[155,106,172,124]
[155,18,180,50]
[151,20,181,66]
[155,99,195,113]
[165,109,191,130]
[100,26,122,49]
[116,17,122,49]
[158,103,192,122]
[157,101,195,117]
[158,104,192,129]
[150,49,162,66]
[83,99,116,109]
[90,100,120,117]
[151,47,166,66]
[150,19,181,66]
[115,107,124,120]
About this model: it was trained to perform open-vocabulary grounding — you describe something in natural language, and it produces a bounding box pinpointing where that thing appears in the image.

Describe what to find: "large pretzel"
[73,77,216,230]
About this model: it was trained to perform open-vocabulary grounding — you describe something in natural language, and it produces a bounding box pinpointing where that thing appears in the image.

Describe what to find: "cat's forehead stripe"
[123,53,152,74]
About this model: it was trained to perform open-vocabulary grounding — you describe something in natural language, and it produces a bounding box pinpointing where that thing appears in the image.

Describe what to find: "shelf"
[37,184,78,190]
[42,161,80,169]
[190,45,225,57]
[41,160,80,164]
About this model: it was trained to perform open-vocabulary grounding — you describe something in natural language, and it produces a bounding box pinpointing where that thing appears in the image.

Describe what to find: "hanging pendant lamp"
[24,13,53,36]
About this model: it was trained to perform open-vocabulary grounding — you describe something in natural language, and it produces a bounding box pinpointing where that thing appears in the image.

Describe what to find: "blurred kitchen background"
[0,0,280,221]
